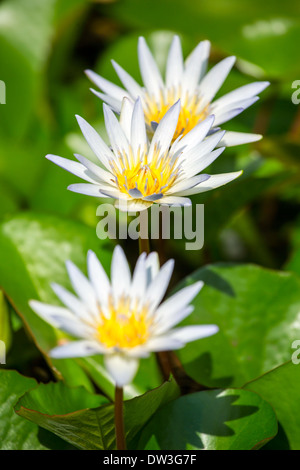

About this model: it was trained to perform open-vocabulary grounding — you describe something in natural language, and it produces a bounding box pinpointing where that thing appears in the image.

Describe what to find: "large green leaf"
[176,264,300,387]
[0,369,74,450]
[16,378,179,450]
[0,212,113,391]
[244,361,300,450]
[136,388,277,450]
[17,380,108,414]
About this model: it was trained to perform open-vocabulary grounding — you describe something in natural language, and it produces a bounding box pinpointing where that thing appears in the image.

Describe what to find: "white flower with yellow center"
[86,35,269,147]
[29,246,218,387]
[47,98,242,211]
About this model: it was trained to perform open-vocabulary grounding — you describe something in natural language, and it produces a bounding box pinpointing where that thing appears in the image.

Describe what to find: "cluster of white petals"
[86,35,269,147]
[47,99,242,211]
[30,246,218,386]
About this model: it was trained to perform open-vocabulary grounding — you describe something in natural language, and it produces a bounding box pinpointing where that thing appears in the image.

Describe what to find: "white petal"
[131,252,147,299]
[154,281,203,334]
[68,183,109,198]
[168,174,211,194]
[51,283,90,320]
[170,115,215,156]
[182,40,210,93]
[65,260,98,316]
[115,199,152,212]
[175,170,242,196]
[180,130,225,170]
[30,299,92,338]
[145,336,183,352]
[145,259,174,311]
[29,300,74,329]
[87,250,111,307]
[156,282,203,321]
[129,188,143,198]
[166,35,184,88]
[104,354,139,387]
[138,36,164,99]
[154,306,194,336]
[148,100,181,161]
[90,89,122,113]
[112,60,143,99]
[212,81,270,110]
[50,316,93,338]
[100,187,129,200]
[145,252,160,285]
[131,97,147,159]
[85,69,129,102]
[103,104,130,156]
[46,154,98,184]
[125,347,150,358]
[143,193,163,202]
[199,56,236,106]
[214,96,259,117]
[74,154,112,184]
[159,195,192,206]
[111,245,131,300]
[166,324,219,343]
[119,97,134,140]
[181,147,225,179]
[50,340,106,358]
[218,131,262,147]
[76,115,113,169]
[213,107,244,127]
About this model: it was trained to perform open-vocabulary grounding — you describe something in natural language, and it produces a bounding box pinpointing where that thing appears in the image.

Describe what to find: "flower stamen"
[95,298,152,349]
[111,150,182,200]
[143,87,210,141]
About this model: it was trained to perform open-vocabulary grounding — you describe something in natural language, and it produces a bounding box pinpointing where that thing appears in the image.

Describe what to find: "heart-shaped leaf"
[244,361,300,450]
[136,388,277,450]
[0,369,75,450]
[16,378,180,450]
[176,264,300,387]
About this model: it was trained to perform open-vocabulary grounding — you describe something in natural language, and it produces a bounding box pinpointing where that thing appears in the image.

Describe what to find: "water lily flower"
[47,98,242,211]
[86,35,269,147]
[29,246,218,387]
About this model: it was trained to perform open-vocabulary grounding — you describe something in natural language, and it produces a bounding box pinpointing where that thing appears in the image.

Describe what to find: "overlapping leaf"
[136,388,277,450]
[16,378,179,450]
[176,263,300,387]
[0,369,74,450]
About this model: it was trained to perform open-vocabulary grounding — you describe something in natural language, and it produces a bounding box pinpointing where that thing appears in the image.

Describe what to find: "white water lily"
[29,246,218,387]
[86,35,269,147]
[47,98,242,211]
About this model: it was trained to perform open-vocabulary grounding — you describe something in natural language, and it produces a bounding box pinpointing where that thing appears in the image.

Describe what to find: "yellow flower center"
[143,88,210,141]
[109,148,182,199]
[95,297,152,349]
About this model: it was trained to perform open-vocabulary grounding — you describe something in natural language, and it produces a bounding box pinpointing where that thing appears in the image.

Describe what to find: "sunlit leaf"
[137,388,277,450]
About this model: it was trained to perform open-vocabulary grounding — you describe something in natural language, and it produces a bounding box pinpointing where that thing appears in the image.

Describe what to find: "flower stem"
[114,386,126,450]
[138,210,150,254]
[138,235,150,254]
[156,351,171,381]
